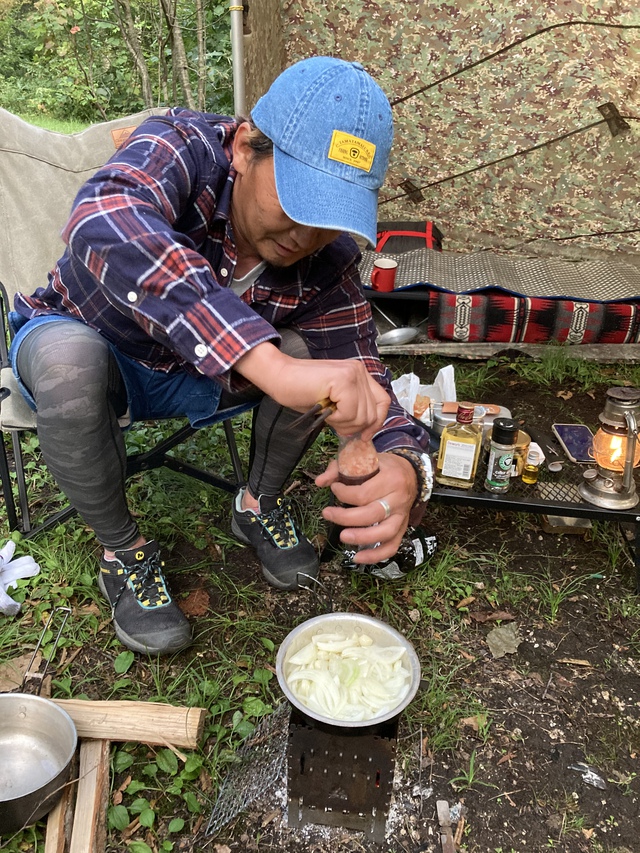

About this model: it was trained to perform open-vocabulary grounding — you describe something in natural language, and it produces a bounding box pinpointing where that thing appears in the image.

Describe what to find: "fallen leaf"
[459,714,486,732]
[115,774,132,799]
[469,611,489,623]
[582,828,595,840]
[0,651,42,692]
[179,588,210,617]
[486,623,522,659]
[556,390,573,400]
[459,649,475,661]
[214,845,232,853]
[456,595,475,609]
[76,602,101,617]
[469,609,515,623]
[497,751,517,765]
[486,610,515,622]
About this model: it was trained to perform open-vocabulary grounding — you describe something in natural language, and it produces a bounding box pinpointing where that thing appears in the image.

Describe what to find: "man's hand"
[235,341,389,440]
[316,452,419,563]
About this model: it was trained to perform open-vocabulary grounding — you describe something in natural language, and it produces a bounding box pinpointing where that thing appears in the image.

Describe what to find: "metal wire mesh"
[205,702,290,837]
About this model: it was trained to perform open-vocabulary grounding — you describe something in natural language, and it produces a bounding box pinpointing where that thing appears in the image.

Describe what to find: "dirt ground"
[175,357,639,853]
[30,355,636,853]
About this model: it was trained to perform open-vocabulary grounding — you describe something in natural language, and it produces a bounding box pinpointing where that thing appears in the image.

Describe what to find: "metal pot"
[377,326,420,346]
[276,612,421,729]
[0,693,77,836]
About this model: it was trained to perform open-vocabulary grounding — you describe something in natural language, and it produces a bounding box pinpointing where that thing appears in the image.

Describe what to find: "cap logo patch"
[328,130,375,173]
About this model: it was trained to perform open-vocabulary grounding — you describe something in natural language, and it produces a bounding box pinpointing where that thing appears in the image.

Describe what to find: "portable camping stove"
[287,707,398,843]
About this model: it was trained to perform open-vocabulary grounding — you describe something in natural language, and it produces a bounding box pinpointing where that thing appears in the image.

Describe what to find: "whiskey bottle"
[435,404,482,489]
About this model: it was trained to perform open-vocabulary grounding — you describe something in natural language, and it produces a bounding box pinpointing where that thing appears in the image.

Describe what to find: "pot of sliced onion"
[276,613,421,728]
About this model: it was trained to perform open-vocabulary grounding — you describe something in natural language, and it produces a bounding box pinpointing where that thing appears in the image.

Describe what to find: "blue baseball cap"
[251,56,393,247]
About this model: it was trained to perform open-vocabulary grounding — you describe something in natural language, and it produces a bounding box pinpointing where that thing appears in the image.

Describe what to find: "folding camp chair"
[0,108,248,535]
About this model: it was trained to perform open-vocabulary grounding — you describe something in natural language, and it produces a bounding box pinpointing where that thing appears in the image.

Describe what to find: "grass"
[2,349,640,850]
[14,114,90,134]
[448,749,497,792]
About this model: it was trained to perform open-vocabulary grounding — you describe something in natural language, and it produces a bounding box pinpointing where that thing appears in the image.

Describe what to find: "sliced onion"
[284,629,412,721]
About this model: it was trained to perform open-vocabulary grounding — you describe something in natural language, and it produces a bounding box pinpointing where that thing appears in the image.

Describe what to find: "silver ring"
[378,498,392,520]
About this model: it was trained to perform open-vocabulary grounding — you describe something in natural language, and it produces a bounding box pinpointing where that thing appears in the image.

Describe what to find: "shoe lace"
[259,497,299,549]
[115,552,171,609]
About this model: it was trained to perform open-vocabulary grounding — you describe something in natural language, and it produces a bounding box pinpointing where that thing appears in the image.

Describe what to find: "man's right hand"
[234,341,389,440]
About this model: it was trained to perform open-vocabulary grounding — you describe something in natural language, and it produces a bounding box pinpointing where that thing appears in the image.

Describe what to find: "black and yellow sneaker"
[231,490,319,590]
[98,540,192,655]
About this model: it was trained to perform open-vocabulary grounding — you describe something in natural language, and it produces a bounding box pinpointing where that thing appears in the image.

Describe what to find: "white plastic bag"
[392,365,457,426]
[0,540,40,616]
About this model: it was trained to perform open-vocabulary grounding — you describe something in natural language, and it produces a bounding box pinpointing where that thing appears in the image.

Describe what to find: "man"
[10,56,432,656]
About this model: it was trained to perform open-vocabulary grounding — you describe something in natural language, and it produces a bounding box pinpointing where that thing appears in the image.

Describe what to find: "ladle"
[372,302,426,346]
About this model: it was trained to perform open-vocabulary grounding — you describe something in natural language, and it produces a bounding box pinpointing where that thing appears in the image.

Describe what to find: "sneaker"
[342,528,438,580]
[231,490,319,590]
[98,540,192,655]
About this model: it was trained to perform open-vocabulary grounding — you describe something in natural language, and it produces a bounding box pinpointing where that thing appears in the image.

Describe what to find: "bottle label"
[343,531,437,579]
[486,449,514,484]
[441,440,477,480]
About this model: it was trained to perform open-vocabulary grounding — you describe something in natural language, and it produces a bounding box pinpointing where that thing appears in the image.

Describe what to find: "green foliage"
[0,0,234,123]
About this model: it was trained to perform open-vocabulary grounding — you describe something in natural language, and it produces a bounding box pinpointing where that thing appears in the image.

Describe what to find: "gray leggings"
[17,322,318,550]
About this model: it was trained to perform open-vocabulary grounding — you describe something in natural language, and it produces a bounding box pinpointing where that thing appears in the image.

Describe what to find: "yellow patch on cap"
[328,130,375,173]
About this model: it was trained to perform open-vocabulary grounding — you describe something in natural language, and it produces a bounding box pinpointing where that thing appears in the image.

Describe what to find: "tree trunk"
[112,0,154,107]
[196,0,206,109]
[159,0,196,109]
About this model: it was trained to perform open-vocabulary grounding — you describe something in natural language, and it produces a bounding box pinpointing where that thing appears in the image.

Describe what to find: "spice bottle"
[521,448,541,485]
[322,433,379,559]
[337,433,379,485]
[484,418,519,493]
[435,404,483,489]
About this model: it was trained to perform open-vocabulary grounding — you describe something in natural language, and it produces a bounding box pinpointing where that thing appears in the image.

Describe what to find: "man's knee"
[17,322,114,420]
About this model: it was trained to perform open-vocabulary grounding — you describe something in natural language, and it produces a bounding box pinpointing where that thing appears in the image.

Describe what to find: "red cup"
[370,257,398,292]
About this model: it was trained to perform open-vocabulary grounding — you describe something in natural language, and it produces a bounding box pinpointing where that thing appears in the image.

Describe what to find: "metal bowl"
[0,694,77,835]
[276,612,421,728]
[376,326,419,347]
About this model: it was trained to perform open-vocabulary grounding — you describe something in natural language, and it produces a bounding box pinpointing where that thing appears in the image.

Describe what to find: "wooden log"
[44,777,76,853]
[52,699,206,749]
[69,739,110,853]
[378,341,640,363]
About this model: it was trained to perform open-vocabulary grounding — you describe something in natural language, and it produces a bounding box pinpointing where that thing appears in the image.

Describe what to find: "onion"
[284,629,411,721]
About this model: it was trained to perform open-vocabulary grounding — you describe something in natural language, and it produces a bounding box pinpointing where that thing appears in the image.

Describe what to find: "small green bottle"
[484,418,519,493]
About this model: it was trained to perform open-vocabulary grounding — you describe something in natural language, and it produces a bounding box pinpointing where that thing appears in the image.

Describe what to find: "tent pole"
[229,3,246,115]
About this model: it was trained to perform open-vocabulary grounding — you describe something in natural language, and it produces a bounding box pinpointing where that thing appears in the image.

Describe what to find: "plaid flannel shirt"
[14,109,428,454]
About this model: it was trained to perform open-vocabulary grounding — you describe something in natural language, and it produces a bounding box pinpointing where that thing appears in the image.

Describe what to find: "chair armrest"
[0,367,37,431]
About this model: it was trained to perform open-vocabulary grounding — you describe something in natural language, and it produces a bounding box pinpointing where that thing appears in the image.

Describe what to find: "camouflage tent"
[242,0,639,263]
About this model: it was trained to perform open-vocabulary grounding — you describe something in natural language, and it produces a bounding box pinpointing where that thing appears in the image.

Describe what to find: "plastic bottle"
[484,418,519,493]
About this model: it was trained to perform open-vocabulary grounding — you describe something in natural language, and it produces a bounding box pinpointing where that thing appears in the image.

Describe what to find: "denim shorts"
[9,313,254,428]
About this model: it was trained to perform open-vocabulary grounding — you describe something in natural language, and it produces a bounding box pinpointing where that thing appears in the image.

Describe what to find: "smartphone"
[551,423,595,464]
